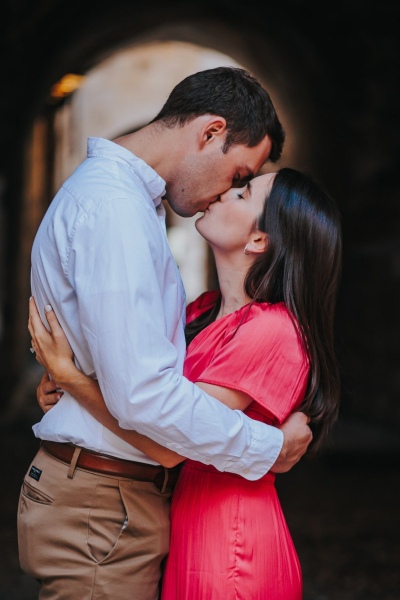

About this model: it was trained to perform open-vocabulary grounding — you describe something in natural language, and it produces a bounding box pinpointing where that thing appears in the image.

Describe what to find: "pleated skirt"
[161,460,302,600]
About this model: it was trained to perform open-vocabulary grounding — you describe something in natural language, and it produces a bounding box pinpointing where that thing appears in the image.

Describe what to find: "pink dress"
[161,291,310,600]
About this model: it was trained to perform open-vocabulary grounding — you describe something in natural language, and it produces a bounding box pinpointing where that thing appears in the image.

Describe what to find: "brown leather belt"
[42,441,181,492]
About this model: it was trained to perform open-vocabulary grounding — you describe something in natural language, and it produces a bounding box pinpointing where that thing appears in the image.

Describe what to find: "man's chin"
[168,200,202,219]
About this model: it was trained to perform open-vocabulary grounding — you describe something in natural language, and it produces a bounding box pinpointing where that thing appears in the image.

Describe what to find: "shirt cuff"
[210,418,283,481]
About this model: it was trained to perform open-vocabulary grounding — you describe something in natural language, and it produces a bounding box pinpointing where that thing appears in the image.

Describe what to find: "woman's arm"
[29,298,184,467]
[40,369,186,467]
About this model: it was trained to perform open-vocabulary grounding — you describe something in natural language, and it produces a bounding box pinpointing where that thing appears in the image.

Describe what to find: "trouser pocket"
[19,479,54,508]
[17,477,55,578]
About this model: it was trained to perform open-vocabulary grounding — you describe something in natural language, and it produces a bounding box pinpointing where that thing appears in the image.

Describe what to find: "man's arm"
[196,381,312,472]
[35,370,311,472]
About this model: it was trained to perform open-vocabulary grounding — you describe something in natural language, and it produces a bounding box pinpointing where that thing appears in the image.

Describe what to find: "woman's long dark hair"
[186,167,342,453]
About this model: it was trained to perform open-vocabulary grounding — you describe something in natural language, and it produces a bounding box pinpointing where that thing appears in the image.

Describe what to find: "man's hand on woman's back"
[271,412,312,473]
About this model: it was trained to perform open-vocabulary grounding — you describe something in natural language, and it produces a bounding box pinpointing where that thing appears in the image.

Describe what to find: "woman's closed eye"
[236,182,250,199]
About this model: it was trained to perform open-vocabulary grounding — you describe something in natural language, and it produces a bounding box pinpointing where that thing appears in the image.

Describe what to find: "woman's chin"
[194,215,205,230]
[195,220,212,244]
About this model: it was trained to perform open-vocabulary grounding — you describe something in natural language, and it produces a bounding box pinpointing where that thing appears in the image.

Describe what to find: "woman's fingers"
[40,375,59,394]
[38,393,62,413]
[29,296,61,338]
[37,371,63,413]
[28,297,50,348]
[27,296,74,371]
[38,371,53,392]
[28,296,43,333]
[44,303,64,338]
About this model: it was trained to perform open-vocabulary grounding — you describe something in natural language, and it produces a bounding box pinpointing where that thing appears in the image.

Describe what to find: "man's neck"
[113,123,178,183]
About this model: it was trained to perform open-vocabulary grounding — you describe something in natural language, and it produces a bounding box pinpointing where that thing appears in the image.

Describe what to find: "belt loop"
[160,467,169,494]
[67,446,82,479]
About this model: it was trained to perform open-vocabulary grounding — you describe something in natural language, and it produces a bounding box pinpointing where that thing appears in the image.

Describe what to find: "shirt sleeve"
[67,196,283,480]
[196,304,310,424]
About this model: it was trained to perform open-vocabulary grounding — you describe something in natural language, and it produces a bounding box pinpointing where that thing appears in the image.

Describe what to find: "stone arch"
[6,15,343,412]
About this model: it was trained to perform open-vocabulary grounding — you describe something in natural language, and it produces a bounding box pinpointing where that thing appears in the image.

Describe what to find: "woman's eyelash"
[237,193,244,199]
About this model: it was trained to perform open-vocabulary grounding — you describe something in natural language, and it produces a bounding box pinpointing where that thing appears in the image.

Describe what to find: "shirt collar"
[87,137,166,208]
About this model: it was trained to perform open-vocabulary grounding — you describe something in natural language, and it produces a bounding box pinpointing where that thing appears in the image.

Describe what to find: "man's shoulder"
[58,158,153,218]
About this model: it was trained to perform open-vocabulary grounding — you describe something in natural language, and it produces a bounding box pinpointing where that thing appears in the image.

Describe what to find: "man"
[18,67,312,599]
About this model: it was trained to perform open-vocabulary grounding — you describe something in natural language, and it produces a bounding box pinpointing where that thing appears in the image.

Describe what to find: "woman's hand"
[28,297,76,387]
[37,370,64,413]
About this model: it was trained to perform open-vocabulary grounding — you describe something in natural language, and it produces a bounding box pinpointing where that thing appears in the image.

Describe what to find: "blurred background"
[0,1,399,598]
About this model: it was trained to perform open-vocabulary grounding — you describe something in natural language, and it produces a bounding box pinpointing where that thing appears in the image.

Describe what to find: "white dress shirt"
[31,137,283,480]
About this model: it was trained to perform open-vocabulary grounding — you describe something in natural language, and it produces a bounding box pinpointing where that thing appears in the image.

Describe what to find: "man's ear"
[199,116,227,148]
[246,231,268,254]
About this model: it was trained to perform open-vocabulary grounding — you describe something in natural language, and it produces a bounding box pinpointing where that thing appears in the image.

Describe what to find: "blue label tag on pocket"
[29,466,42,481]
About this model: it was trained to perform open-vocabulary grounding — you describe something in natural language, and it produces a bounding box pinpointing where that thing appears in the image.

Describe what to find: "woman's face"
[195,172,275,253]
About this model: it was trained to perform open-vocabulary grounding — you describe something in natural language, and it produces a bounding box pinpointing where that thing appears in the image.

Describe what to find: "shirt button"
[243,468,249,474]
[205,458,211,463]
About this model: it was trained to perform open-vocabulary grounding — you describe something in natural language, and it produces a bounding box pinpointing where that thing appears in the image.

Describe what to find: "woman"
[29,167,342,599]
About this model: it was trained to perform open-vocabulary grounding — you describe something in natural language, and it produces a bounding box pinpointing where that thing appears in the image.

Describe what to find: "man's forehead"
[240,160,264,179]
[243,138,272,169]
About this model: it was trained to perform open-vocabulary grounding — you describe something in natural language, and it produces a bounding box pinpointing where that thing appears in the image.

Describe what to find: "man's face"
[166,134,272,218]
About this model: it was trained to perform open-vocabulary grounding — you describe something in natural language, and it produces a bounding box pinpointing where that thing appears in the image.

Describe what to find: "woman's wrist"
[48,359,82,389]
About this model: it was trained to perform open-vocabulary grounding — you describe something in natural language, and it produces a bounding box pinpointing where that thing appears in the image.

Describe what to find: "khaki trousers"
[17,446,172,600]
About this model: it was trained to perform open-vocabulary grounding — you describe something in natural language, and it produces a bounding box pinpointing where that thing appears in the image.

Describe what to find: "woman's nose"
[219,189,230,202]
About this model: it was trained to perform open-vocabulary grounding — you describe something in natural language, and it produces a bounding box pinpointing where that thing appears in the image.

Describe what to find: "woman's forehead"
[253,172,276,195]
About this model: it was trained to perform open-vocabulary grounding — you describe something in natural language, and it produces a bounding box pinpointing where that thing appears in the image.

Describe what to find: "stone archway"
[8,19,325,413]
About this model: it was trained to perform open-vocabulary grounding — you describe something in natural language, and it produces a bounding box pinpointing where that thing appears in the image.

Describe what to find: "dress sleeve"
[195,303,309,424]
[186,290,220,324]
